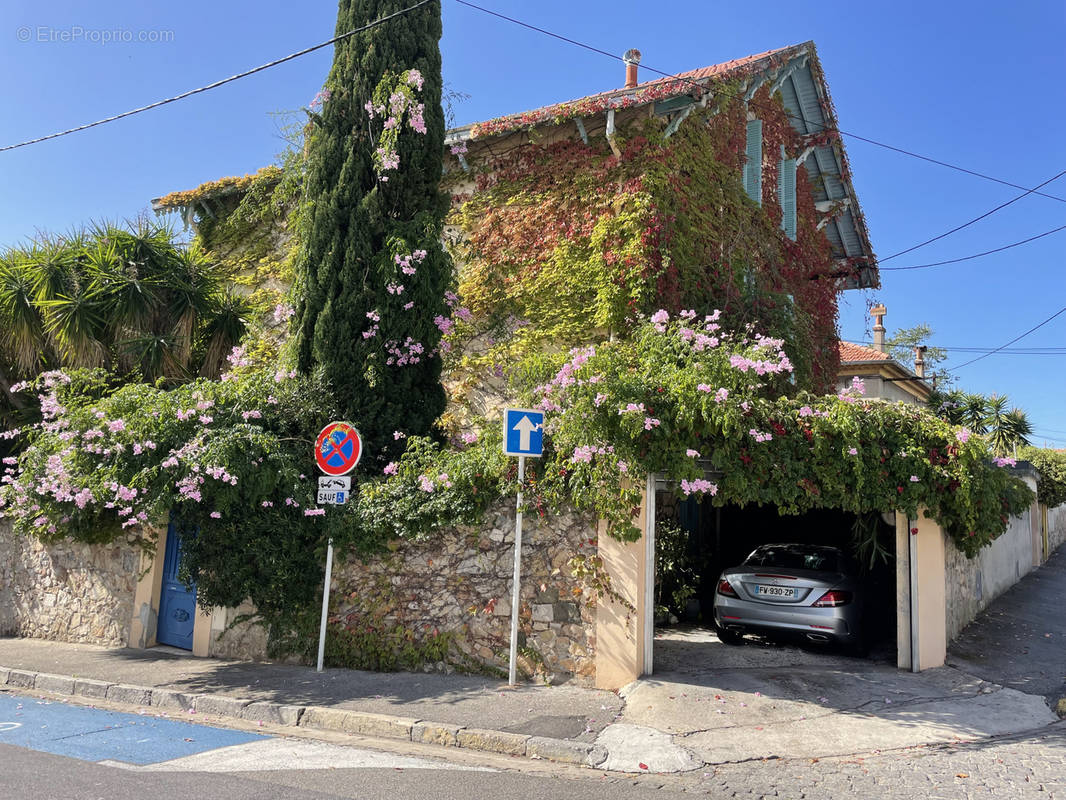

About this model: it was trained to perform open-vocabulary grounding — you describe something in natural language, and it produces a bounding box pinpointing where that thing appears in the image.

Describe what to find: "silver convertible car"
[712,543,868,652]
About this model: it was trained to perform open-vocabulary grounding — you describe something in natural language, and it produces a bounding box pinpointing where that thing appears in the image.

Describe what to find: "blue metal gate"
[156,521,196,650]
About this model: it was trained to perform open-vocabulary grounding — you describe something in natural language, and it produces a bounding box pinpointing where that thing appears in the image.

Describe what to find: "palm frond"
[199,291,251,378]
[0,253,49,372]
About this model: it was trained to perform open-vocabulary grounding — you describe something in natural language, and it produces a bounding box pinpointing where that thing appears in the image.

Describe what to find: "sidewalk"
[3,548,1065,774]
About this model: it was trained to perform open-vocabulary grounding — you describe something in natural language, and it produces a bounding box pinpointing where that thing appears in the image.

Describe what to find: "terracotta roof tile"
[838,342,891,362]
[465,44,804,139]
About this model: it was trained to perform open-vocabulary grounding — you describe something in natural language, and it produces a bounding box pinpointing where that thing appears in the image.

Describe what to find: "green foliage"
[358,428,508,541]
[1019,446,1066,507]
[0,367,355,629]
[527,311,1033,557]
[446,105,844,421]
[273,612,457,673]
[0,364,514,639]
[654,519,700,618]
[0,221,248,384]
[885,323,950,384]
[930,389,1033,456]
[294,0,452,467]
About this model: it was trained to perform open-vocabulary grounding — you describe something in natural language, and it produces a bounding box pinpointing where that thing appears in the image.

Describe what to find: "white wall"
[945,472,1040,642]
[1048,503,1066,553]
[835,373,923,405]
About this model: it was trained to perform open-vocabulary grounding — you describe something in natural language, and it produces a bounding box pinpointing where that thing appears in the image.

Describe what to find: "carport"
[593,475,949,690]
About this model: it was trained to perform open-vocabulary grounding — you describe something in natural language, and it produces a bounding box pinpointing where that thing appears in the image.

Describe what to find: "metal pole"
[643,472,656,676]
[316,537,334,673]
[508,456,525,685]
[908,520,919,673]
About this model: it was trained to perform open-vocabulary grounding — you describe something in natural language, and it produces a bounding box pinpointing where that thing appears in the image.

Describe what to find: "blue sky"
[2,1,1064,445]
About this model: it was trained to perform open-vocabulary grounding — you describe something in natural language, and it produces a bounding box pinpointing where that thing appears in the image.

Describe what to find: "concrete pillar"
[594,488,649,690]
[895,511,947,671]
[914,514,947,670]
[130,527,166,650]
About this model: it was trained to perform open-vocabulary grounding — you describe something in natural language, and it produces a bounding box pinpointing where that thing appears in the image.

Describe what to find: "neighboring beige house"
[836,305,931,405]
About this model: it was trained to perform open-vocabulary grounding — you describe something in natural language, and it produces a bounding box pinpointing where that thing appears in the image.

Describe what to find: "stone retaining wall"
[331,503,599,684]
[0,520,139,645]
[1,504,600,684]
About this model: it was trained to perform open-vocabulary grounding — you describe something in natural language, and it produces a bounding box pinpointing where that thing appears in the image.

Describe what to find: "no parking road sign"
[315,421,363,476]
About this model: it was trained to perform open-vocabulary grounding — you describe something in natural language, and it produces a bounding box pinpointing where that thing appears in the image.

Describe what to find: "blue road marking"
[0,693,266,765]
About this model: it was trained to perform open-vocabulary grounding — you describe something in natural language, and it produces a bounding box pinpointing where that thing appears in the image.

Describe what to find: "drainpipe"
[908,518,920,672]
[606,109,621,158]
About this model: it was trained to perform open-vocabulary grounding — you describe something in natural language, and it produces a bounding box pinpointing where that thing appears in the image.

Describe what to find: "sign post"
[313,422,363,673]
[502,408,544,685]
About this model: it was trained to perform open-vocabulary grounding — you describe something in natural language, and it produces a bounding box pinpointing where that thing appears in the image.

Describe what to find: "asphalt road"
[948,546,1066,709]
[4,690,1065,798]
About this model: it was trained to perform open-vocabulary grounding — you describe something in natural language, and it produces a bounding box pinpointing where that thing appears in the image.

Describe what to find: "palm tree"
[929,389,1032,457]
[984,395,1033,456]
[959,393,992,433]
[0,221,250,387]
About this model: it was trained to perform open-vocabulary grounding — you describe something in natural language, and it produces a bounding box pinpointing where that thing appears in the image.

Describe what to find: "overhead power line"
[452,0,1066,204]
[878,170,1066,262]
[880,225,1066,271]
[0,0,432,154]
[842,339,1066,355]
[952,306,1066,370]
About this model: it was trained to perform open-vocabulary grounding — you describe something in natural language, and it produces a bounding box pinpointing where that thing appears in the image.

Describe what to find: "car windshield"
[744,544,845,572]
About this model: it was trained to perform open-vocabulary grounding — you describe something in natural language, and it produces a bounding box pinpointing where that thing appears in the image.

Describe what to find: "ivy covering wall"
[444,88,844,414]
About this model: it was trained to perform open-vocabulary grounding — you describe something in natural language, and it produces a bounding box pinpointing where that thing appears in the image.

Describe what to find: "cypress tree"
[294,0,450,466]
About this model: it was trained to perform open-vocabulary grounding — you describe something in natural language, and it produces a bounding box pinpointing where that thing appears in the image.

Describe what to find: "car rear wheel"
[714,621,745,645]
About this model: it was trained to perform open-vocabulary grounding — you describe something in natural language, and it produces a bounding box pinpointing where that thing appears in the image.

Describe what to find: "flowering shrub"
[0,363,513,631]
[526,311,1032,557]
[0,303,1036,653]
[367,69,427,181]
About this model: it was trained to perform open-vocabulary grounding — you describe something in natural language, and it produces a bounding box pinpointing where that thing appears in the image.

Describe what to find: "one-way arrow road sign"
[503,408,544,457]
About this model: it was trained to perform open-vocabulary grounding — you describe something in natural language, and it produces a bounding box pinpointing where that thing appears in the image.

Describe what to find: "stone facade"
[0,520,139,645]
[331,503,599,684]
[206,602,271,661]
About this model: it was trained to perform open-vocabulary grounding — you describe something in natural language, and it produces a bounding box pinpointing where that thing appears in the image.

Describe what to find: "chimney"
[871,304,887,353]
[914,345,927,378]
[623,48,641,89]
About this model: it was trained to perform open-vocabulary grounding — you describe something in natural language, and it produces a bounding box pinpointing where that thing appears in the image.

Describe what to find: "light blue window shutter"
[743,119,763,205]
[778,154,797,240]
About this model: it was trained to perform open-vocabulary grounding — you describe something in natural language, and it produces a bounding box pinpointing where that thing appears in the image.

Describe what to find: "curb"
[0,665,604,768]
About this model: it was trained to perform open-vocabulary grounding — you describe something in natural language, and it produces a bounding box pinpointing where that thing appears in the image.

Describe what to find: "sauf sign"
[501,408,544,685]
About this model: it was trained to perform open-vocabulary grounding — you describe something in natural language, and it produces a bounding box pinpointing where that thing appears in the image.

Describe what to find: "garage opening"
[652,486,898,667]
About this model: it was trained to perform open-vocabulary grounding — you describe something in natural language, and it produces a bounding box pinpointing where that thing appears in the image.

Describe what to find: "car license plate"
[756,585,795,599]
